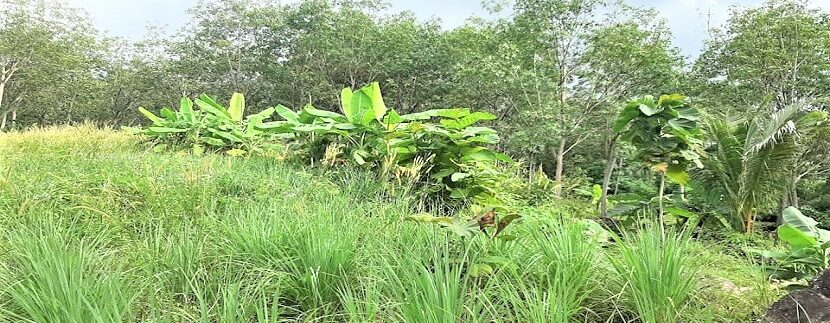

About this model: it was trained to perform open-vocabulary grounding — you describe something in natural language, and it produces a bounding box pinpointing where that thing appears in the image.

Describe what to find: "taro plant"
[129,93,277,156]
[264,82,511,205]
[748,207,830,283]
[613,94,703,231]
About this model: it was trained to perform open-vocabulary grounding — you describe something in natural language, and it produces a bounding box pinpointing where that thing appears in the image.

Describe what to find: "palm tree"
[700,101,827,233]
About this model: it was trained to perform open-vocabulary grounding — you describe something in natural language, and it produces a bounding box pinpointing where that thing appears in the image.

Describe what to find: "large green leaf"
[195,95,231,120]
[778,224,818,247]
[781,206,830,243]
[638,103,663,116]
[613,104,640,132]
[247,107,275,121]
[228,93,245,122]
[341,87,354,122]
[437,108,471,119]
[179,97,195,123]
[159,107,177,121]
[138,107,165,125]
[302,104,345,121]
[274,105,300,124]
[665,163,690,185]
[365,82,387,122]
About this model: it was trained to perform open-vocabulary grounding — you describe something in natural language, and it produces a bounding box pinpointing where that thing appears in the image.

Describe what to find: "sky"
[64,0,830,60]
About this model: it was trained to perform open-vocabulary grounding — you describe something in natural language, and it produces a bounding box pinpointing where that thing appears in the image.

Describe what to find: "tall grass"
[381,239,471,323]
[487,220,600,322]
[0,126,778,322]
[0,222,136,322]
[610,225,698,323]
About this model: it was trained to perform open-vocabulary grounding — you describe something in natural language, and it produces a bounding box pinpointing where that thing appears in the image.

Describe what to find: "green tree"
[0,0,100,129]
[700,102,828,232]
[693,0,830,115]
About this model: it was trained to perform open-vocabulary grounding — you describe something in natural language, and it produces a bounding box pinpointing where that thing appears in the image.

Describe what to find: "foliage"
[614,94,703,184]
[269,82,511,204]
[748,207,830,282]
[699,102,828,232]
[129,93,278,156]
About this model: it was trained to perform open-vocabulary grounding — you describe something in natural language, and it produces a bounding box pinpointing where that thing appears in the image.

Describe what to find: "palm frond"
[745,101,806,154]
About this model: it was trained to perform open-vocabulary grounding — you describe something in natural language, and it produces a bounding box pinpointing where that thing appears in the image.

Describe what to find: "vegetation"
[1,0,830,321]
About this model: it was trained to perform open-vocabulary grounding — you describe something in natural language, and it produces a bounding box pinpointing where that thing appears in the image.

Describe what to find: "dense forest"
[1,0,830,321]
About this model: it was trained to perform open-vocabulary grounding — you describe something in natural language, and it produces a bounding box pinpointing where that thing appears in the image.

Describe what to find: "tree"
[578,18,684,217]
[699,102,828,233]
[693,0,830,115]
[614,94,703,233]
[0,0,100,129]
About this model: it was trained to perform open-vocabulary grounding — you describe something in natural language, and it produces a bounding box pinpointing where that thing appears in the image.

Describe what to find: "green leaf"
[341,87,354,122]
[778,224,818,247]
[303,104,345,120]
[675,106,701,121]
[468,263,494,278]
[436,108,471,119]
[665,164,689,185]
[591,184,602,205]
[638,103,663,116]
[274,105,300,124]
[442,218,480,237]
[451,172,471,182]
[148,126,188,133]
[179,97,195,122]
[247,107,275,121]
[383,109,403,125]
[613,104,640,132]
[195,95,231,120]
[228,93,245,122]
[160,107,177,121]
[366,82,387,122]
[138,107,165,125]
[352,150,369,165]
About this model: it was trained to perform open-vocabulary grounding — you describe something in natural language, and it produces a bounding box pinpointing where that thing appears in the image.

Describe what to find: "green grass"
[0,125,781,322]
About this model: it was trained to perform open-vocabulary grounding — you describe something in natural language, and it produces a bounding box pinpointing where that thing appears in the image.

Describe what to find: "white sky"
[64,0,830,60]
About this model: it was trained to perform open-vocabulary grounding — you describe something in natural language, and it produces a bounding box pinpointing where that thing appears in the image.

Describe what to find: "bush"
[265,82,512,205]
[129,93,280,156]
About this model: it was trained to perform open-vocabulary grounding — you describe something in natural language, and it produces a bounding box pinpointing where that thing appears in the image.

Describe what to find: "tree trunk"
[613,158,622,195]
[600,141,617,217]
[10,109,16,129]
[0,78,5,131]
[745,209,755,234]
[554,139,566,197]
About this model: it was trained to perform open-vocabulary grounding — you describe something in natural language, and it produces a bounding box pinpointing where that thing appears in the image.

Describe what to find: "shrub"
[265,82,511,205]
[129,93,278,156]
[747,207,830,282]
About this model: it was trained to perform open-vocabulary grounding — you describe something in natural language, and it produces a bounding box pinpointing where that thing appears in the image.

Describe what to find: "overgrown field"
[0,126,781,322]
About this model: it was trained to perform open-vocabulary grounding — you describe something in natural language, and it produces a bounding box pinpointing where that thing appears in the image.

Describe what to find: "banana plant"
[130,92,276,155]
[747,207,830,283]
[268,82,510,204]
